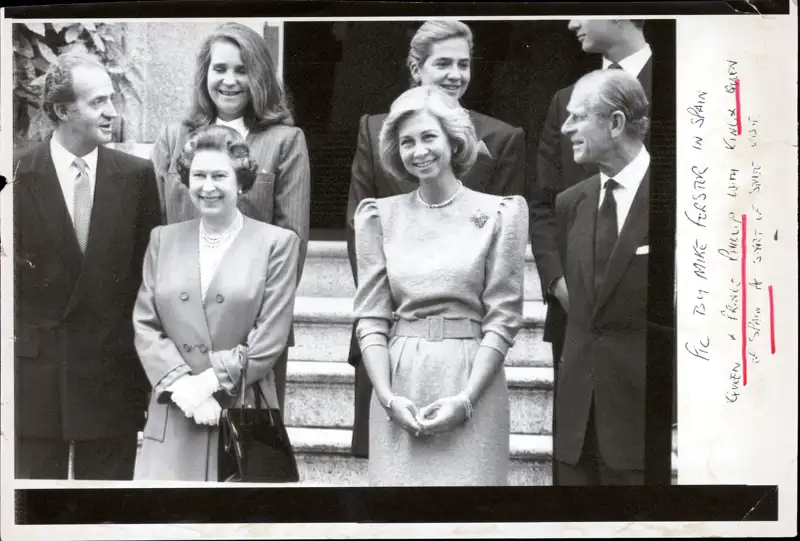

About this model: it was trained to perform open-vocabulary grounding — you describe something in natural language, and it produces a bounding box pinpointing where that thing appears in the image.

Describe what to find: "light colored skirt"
[368,335,510,486]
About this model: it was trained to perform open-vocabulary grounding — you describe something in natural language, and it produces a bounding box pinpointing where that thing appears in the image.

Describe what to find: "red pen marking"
[735,78,742,135]
[768,285,776,354]
[741,213,747,386]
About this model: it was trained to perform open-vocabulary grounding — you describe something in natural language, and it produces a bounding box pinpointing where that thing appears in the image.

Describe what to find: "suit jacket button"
[198,345,209,354]
[183,344,192,352]
[216,294,224,303]
[180,292,189,301]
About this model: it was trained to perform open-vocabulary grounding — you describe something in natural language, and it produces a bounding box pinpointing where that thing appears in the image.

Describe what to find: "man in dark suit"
[13,52,161,479]
[553,68,651,485]
[530,19,652,385]
[344,20,526,459]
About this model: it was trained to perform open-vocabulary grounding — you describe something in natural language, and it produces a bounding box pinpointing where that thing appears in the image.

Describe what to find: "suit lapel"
[21,139,83,279]
[182,221,215,346]
[64,146,128,315]
[593,171,650,316]
[569,177,600,302]
[202,218,251,339]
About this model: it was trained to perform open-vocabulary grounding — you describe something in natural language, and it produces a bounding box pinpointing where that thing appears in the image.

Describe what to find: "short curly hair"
[379,86,478,184]
[175,124,259,193]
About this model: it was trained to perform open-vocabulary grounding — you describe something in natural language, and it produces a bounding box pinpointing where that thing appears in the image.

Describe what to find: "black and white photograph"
[6,16,676,486]
[0,2,796,537]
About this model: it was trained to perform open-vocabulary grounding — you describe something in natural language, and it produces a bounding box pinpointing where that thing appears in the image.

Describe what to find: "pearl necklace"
[416,182,463,209]
[200,213,241,249]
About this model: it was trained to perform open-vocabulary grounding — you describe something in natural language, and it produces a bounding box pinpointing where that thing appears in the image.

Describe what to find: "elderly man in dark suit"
[553,68,652,485]
[344,20,526,459]
[13,52,161,479]
[528,20,658,482]
[532,19,653,367]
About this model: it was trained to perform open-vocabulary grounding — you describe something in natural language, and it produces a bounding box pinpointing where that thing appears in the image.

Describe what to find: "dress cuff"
[480,331,513,357]
[359,332,388,352]
[209,347,245,396]
[154,363,193,403]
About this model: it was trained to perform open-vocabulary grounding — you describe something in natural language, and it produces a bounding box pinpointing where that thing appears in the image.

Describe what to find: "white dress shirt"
[603,43,653,77]
[599,146,650,234]
[50,137,98,224]
[215,117,249,140]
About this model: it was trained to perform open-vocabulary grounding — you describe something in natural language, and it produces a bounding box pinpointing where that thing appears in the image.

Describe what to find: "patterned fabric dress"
[353,187,528,486]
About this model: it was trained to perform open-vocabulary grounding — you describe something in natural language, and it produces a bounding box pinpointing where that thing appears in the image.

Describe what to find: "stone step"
[135,426,677,485]
[284,361,553,436]
[287,427,553,486]
[289,297,552,368]
[297,241,543,301]
[297,240,356,298]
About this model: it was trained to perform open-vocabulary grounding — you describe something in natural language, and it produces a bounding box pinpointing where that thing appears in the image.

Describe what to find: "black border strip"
[16,486,778,524]
[3,0,792,18]
[645,17,677,486]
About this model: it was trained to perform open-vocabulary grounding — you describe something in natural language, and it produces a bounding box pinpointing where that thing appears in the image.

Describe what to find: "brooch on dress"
[471,210,489,228]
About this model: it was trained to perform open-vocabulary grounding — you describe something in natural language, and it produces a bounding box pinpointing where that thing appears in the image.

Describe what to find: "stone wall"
[120,20,281,146]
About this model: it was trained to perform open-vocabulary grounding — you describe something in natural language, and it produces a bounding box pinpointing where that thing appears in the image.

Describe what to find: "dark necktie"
[608,62,623,70]
[594,178,619,295]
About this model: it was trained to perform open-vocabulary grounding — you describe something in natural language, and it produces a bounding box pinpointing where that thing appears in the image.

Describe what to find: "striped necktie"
[73,158,92,253]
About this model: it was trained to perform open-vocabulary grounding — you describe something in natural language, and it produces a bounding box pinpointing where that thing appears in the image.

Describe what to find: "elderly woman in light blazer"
[133,125,300,481]
[150,22,310,412]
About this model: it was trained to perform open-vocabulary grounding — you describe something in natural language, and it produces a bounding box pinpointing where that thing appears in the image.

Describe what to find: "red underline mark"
[735,78,742,136]
[741,214,748,385]
[769,285,776,354]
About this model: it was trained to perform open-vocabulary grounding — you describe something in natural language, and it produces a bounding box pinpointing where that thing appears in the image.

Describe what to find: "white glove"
[167,369,221,417]
[192,396,222,426]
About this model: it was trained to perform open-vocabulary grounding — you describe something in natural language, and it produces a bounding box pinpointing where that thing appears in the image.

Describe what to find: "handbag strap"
[236,348,273,421]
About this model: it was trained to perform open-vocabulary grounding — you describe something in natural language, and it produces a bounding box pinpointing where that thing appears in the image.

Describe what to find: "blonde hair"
[379,85,478,184]
[407,20,474,87]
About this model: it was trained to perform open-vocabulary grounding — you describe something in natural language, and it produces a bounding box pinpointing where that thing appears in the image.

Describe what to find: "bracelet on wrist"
[457,392,473,420]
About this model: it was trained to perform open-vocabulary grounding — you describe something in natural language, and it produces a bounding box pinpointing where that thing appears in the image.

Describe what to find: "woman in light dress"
[352,85,528,486]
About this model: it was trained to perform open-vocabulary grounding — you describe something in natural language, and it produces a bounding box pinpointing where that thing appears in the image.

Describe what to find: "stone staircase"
[286,239,557,485]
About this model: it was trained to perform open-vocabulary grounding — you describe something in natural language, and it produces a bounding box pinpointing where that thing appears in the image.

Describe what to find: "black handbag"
[218,353,300,483]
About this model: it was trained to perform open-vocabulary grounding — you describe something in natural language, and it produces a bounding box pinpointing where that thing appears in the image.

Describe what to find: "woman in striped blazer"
[150,22,310,412]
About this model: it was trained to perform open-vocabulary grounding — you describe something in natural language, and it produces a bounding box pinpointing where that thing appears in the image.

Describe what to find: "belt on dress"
[391,316,482,342]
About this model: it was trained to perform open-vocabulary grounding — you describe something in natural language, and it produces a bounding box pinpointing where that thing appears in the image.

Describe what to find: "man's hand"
[551,276,569,312]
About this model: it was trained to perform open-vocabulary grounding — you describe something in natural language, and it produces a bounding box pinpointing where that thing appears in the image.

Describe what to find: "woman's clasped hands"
[167,369,223,426]
[387,394,471,437]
